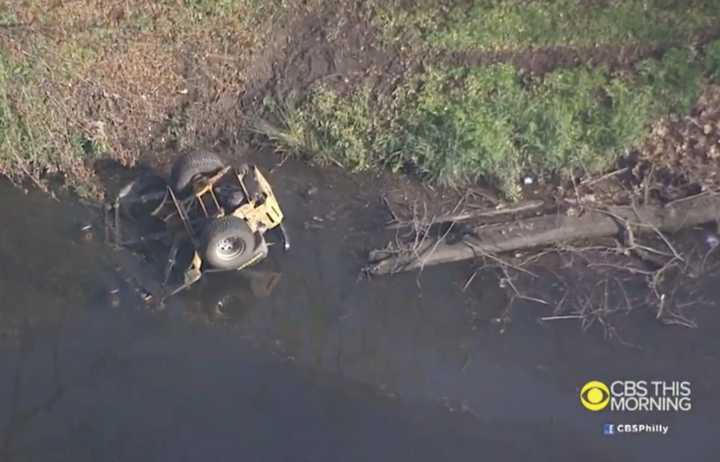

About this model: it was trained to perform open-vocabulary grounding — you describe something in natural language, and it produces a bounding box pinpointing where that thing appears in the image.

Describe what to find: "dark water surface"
[0,160,718,461]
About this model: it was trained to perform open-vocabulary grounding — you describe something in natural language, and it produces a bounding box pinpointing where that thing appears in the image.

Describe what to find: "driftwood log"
[367,193,720,275]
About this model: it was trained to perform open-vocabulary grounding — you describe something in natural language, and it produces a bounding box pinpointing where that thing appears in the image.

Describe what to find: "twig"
[269,153,290,173]
[417,220,455,273]
[463,239,538,278]
[382,195,401,225]
[385,200,544,229]
[664,189,717,207]
[569,171,583,212]
[462,268,480,292]
[587,263,656,276]
[539,315,583,322]
[580,167,629,187]
[629,201,685,262]
[643,165,654,205]
[499,266,549,306]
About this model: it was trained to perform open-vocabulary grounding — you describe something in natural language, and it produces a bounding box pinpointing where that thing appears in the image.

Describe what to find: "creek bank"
[367,193,720,275]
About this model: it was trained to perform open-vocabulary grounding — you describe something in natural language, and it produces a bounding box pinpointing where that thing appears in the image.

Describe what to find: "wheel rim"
[216,237,246,261]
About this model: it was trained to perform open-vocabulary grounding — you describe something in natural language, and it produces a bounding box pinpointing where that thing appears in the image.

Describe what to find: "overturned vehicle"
[104,151,289,303]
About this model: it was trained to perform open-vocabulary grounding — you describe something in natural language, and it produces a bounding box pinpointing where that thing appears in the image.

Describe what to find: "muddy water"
[0,158,719,461]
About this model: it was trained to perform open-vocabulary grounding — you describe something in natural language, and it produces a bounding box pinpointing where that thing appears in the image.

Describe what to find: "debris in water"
[80,224,95,242]
[304,186,319,198]
[304,221,324,230]
[141,291,153,303]
[109,289,121,308]
[704,232,719,249]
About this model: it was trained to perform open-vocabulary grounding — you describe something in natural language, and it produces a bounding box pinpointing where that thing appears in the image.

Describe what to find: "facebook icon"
[603,424,615,436]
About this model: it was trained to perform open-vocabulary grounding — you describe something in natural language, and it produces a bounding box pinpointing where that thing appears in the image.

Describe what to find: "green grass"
[2,0,720,199]
[705,39,720,80]
[265,43,716,198]
[183,0,292,19]
[0,53,101,196]
[638,47,705,114]
[377,0,720,51]
[253,2,720,199]
[258,86,410,171]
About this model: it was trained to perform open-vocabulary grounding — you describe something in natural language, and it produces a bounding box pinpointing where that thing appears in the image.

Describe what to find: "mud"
[240,2,400,107]
[442,26,720,78]
[1,153,719,461]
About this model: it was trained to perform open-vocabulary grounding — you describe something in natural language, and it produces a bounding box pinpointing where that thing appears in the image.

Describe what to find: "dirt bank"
[4,1,720,336]
[3,1,720,203]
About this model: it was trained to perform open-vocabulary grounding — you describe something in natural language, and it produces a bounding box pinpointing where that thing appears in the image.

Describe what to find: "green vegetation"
[705,39,720,80]
[257,1,720,198]
[259,86,410,171]
[377,0,720,51]
[2,0,720,199]
[268,41,719,197]
[0,53,100,196]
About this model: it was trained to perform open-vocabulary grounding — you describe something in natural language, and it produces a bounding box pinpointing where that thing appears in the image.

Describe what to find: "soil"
[112,2,719,212]
[443,26,720,78]
[240,4,397,104]
[6,1,720,247]
[80,1,412,177]
[5,1,719,208]
[446,44,666,78]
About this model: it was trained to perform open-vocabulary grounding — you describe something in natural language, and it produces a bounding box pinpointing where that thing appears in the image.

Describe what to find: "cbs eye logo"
[580,381,610,411]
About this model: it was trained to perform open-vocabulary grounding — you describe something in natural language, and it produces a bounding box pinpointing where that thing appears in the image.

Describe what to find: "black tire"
[170,151,225,194]
[202,216,257,270]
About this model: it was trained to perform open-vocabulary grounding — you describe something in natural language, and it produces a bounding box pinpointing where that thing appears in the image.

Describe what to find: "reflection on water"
[1,167,719,461]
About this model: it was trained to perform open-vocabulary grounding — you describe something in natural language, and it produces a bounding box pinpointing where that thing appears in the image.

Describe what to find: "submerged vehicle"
[104,151,289,303]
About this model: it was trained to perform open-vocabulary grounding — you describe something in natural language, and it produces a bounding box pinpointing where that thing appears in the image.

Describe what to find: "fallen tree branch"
[385,200,544,230]
[367,192,720,275]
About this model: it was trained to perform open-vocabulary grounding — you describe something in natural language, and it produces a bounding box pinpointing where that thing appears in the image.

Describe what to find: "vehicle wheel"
[202,216,257,270]
[170,151,225,194]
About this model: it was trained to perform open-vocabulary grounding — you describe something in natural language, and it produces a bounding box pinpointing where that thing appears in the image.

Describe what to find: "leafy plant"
[267,45,710,198]
[638,47,703,114]
[705,39,720,81]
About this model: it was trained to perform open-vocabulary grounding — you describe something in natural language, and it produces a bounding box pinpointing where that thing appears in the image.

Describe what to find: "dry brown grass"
[0,0,276,197]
